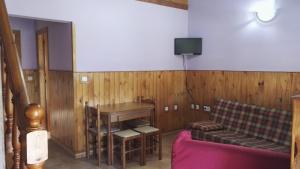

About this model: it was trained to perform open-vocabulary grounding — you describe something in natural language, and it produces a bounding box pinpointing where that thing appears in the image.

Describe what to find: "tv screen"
[175,38,202,55]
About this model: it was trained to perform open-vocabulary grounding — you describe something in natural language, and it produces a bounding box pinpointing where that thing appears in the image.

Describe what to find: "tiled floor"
[45,131,179,169]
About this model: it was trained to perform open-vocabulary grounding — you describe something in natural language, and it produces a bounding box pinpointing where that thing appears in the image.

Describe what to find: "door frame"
[36,27,49,130]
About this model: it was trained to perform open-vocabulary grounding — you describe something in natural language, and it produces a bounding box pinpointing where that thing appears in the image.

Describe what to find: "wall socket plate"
[195,104,200,110]
[203,105,211,112]
[164,106,169,112]
[80,76,89,83]
[174,104,178,111]
[191,104,195,110]
[27,76,33,81]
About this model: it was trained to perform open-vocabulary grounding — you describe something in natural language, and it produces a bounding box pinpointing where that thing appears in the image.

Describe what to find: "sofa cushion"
[191,129,290,153]
[210,99,291,147]
[188,121,223,132]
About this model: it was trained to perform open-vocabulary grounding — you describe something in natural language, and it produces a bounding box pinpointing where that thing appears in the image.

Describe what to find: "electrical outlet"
[195,104,200,110]
[27,76,33,81]
[164,106,169,112]
[203,105,211,112]
[191,104,195,110]
[174,104,178,111]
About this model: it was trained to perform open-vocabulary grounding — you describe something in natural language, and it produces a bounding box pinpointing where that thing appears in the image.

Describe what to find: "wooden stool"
[85,103,120,166]
[134,126,162,165]
[113,129,143,169]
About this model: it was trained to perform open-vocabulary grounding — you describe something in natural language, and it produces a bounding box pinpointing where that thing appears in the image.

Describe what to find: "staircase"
[0,0,48,169]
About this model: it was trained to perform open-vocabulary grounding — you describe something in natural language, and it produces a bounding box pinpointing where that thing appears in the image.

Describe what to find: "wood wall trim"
[291,96,300,169]
[48,71,74,150]
[187,70,299,113]
[138,0,188,10]
[48,69,73,73]
[71,23,76,72]
[24,69,296,157]
[73,70,188,153]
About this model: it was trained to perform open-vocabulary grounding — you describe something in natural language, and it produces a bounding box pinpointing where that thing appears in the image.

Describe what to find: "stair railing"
[0,0,48,169]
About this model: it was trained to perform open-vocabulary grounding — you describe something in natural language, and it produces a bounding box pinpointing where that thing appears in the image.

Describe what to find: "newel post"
[23,104,48,169]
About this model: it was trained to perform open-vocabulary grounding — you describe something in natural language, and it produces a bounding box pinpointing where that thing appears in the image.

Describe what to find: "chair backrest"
[85,102,100,132]
[137,96,155,104]
[137,96,156,127]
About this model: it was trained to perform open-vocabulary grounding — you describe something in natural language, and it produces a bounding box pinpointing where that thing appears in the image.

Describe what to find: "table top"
[99,102,154,115]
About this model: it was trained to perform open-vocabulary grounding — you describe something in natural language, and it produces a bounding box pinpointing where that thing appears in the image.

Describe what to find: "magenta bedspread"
[172,131,290,169]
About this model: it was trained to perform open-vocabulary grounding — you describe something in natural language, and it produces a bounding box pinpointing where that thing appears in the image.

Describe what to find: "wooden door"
[36,28,49,129]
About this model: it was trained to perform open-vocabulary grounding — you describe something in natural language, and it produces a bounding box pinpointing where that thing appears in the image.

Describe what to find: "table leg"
[107,115,112,165]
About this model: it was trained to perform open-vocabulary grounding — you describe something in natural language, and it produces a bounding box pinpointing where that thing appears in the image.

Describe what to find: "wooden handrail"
[0,0,48,168]
[0,0,29,130]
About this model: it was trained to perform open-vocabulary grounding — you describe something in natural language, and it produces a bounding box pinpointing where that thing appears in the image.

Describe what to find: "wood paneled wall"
[138,0,188,10]
[187,71,300,121]
[73,71,188,154]
[23,69,39,103]
[48,70,74,152]
[23,69,75,153]
[22,69,298,157]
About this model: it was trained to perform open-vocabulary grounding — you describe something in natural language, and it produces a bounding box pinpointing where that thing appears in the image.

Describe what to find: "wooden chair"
[133,96,162,165]
[85,102,120,166]
[113,129,143,169]
[127,96,156,128]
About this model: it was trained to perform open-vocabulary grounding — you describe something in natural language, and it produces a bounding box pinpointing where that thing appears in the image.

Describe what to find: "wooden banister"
[0,0,48,168]
[0,0,29,130]
[24,104,46,169]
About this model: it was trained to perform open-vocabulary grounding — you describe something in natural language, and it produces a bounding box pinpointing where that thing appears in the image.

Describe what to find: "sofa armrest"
[172,131,290,169]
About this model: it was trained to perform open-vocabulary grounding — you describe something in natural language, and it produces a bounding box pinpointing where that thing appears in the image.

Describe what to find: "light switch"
[27,76,33,81]
[191,104,195,110]
[80,76,88,83]
[174,104,178,111]
[164,106,169,112]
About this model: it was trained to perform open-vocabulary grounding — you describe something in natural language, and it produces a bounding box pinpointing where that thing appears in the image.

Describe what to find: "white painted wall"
[36,21,72,71]
[9,17,37,69]
[188,0,300,72]
[6,0,188,72]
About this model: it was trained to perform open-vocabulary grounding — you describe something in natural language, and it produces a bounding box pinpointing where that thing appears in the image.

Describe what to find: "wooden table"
[99,102,155,165]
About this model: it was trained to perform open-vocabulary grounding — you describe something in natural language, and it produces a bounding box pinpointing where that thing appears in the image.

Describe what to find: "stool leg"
[159,133,162,160]
[128,140,132,160]
[143,134,146,165]
[149,135,152,154]
[140,137,143,166]
[97,133,101,166]
[93,135,97,158]
[122,139,126,169]
[86,133,90,159]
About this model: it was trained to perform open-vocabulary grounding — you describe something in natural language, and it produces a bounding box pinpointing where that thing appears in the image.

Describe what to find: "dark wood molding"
[138,0,188,10]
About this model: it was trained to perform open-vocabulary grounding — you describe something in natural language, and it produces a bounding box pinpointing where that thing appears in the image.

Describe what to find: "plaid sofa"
[191,99,291,153]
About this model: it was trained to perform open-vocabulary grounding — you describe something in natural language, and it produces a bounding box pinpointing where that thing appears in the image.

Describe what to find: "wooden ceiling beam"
[138,0,188,10]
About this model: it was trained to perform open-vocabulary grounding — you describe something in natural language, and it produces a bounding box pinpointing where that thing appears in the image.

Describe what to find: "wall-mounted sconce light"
[254,0,278,23]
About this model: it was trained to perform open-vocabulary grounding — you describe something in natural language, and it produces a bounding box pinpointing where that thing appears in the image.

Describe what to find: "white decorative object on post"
[26,130,48,164]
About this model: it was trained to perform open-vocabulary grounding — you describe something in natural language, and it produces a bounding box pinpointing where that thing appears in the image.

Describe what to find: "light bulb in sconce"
[254,0,278,23]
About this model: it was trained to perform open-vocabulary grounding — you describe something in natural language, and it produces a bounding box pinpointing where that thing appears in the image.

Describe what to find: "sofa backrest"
[210,99,291,146]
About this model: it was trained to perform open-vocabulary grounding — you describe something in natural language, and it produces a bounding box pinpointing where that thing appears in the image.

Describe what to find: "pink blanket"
[172,131,290,169]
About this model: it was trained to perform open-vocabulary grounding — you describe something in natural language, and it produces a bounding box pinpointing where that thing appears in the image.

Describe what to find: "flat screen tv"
[175,38,202,55]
